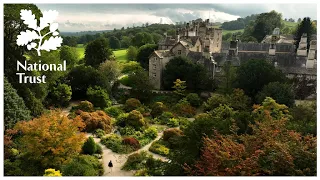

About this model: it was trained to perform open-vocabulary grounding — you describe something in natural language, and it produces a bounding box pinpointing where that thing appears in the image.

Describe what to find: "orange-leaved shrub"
[163,128,183,141]
[13,110,86,169]
[75,110,112,133]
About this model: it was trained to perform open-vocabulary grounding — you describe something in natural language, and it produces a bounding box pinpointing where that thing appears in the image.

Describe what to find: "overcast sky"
[36,4,317,32]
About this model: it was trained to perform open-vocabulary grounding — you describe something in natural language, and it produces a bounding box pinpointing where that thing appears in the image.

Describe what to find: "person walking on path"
[108,160,113,174]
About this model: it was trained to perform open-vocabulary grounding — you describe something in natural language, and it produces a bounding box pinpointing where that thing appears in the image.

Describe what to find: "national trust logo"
[16,9,63,56]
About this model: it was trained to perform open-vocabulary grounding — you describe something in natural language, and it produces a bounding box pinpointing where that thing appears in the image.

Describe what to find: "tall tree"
[127,69,153,102]
[4,4,46,117]
[4,77,31,129]
[67,65,103,99]
[136,44,157,70]
[84,38,112,68]
[109,36,121,49]
[163,56,212,91]
[256,82,295,107]
[217,61,237,94]
[294,17,315,51]
[60,45,79,68]
[127,46,138,61]
[251,10,283,42]
[235,59,286,99]
[98,60,121,93]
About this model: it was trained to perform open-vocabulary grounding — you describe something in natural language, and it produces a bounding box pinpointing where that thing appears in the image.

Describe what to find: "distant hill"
[60,30,112,36]
[220,14,258,30]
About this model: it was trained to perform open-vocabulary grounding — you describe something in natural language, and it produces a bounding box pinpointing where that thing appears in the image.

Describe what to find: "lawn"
[222,29,244,35]
[113,49,128,63]
[283,21,298,28]
[75,45,128,63]
[76,44,85,59]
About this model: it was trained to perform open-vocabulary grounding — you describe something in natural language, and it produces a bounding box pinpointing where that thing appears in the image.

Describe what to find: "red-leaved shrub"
[122,137,140,149]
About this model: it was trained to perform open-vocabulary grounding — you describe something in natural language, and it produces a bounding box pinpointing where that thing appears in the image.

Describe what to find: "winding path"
[62,101,168,176]
[87,131,167,176]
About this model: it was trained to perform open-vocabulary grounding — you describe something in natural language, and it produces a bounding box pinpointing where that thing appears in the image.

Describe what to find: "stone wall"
[274,53,298,66]
[238,52,269,64]
[276,44,294,52]
[238,43,269,51]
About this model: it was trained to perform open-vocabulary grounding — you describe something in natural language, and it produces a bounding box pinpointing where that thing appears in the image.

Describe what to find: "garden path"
[61,100,81,116]
[62,101,169,176]
[87,131,167,176]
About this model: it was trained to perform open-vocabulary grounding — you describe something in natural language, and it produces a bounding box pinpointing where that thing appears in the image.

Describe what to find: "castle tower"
[297,33,308,56]
[269,27,280,56]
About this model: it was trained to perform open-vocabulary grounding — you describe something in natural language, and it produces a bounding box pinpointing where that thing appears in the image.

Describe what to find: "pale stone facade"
[149,18,219,89]
[149,21,317,90]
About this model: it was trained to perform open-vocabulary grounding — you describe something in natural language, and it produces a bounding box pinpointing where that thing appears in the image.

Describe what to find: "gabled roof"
[180,36,201,46]
[187,51,203,63]
[158,37,177,46]
[169,40,191,52]
[149,50,173,58]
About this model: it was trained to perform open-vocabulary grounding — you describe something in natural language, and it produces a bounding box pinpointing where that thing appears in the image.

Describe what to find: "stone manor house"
[148,18,317,90]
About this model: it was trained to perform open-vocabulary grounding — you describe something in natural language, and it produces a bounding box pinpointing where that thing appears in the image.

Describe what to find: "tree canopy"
[84,38,112,68]
[235,59,286,99]
[163,56,212,91]
[136,44,158,70]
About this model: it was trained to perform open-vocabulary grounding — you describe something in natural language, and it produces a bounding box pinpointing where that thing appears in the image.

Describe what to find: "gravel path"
[62,101,168,176]
[87,131,167,176]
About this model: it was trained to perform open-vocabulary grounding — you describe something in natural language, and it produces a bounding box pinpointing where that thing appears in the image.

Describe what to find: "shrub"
[61,155,104,176]
[156,112,175,124]
[93,129,105,138]
[75,110,112,133]
[149,140,170,156]
[151,102,167,118]
[82,136,97,155]
[167,118,179,127]
[86,86,112,108]
[125,98,141,112]
[116,113,128,127]
[204,94,229,111]
[163,128,183,141]
[95,144,103,154]
[100,134,134,154]
[73,101,94,112]
[186,93,202,107]
[134,169,149,176]
[144,127,158,139]
[49,83,72,107]
[178,117,191,130]
[44,169,62,176]
[119,75,131,86]
[121,61,143,74]
[119,126,136,136]
[104,106,124,118]
[173,99,196,118]
[122,151,149,170]
[122,137,141,150]
[136,106,151,117]
[126,110,146,129]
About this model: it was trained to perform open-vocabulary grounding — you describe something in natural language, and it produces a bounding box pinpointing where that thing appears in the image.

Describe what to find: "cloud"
[36,4,317,32]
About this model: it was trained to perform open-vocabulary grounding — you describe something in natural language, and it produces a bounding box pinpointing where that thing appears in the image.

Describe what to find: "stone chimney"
[186,23,189,38]
[175,35,180,42]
